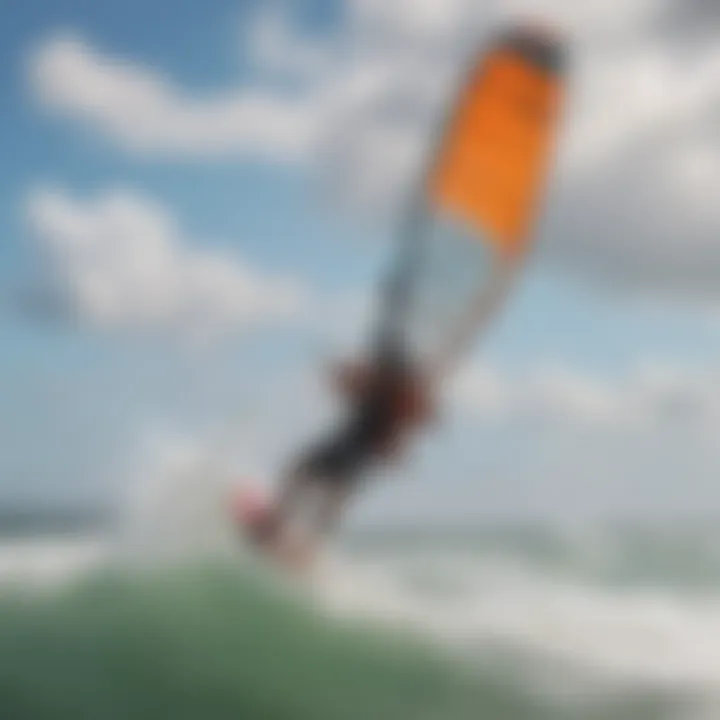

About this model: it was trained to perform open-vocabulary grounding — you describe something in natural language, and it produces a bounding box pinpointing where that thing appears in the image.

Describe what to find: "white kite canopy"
[379,23,567,379]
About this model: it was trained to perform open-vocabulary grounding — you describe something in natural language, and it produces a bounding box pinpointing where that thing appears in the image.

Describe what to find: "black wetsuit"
[248,356,418,544]
[295,367,402,484]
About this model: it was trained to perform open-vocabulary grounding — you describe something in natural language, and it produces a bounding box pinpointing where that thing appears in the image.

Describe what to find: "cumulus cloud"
[386,358,720,517]
[330,0,720,297]
[25,187,306,339]
[28,34,319,161]
[245,6,334,82]
[27,0,720,300]
[452,361,720,430]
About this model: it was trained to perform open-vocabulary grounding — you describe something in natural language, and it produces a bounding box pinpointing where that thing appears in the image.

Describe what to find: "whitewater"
[2,454,720,719]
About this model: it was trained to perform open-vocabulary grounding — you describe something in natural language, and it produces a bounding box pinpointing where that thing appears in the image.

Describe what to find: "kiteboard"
[230,483,318,573]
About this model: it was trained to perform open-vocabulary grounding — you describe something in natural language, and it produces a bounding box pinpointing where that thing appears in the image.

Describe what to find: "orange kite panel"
[430,49,563,258]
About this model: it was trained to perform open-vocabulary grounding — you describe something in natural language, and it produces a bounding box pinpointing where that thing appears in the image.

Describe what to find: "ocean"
[0,453,716,720]
[2,512,720,719]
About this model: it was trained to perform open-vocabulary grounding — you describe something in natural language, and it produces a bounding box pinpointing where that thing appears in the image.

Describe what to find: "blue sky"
[2,0,720,520]
[0,0,384,507]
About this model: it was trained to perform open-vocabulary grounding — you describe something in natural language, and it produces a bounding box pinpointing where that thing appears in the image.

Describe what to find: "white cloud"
[452,363,629,426]
[246,6,334,82]
[452,361,720,430]
[254,0,720,300]
[25,187,306,339]
[349,0,487,44]
[372,358,720,518]
[27,1,720,300]
[29,34,319,161]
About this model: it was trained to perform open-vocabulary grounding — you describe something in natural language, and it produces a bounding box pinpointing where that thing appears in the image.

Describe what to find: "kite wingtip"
[500,17,568,73]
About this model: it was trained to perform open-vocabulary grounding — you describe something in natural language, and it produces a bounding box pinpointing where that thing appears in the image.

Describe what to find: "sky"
[2,0,720,522]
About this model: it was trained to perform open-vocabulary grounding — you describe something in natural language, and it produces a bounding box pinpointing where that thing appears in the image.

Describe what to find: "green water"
[0,565,527,720]
[0,564,695,720]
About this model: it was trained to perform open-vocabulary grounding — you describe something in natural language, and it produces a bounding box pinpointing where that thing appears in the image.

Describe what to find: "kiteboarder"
[232,22,566,570]
[242,349,434,564]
